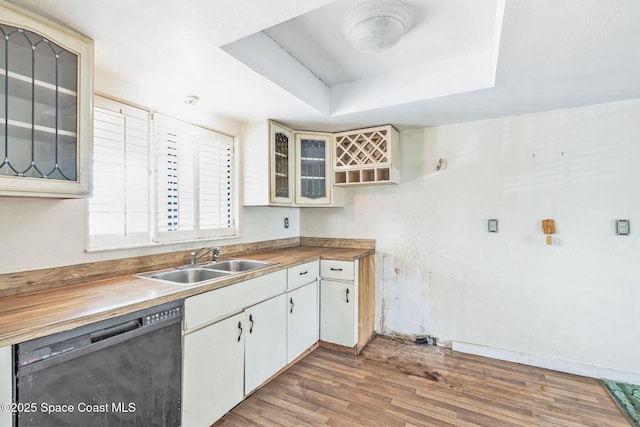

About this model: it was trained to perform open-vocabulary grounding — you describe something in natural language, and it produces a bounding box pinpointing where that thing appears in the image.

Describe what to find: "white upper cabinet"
[0,1,93,197]
[294,130,343,206]
[243,120,293,206]
[242,120,343,207]
[270,122,294,205]
[294,132,332,206]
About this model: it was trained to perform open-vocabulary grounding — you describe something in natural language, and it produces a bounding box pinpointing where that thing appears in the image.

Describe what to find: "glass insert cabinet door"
[295,132,332,205]
[269,122,293,205]
[0,4,92,197]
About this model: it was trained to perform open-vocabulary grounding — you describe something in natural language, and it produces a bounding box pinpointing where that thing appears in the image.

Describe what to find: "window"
[87,97,236,250]
[154,114,235,242]
[88,97,151,248]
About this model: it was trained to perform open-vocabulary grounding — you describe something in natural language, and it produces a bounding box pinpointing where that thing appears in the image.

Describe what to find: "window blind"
[88,97,150,248]
[154,114,234,242]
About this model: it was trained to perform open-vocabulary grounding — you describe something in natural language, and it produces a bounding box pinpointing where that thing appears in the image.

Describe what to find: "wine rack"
[333,125,399,186]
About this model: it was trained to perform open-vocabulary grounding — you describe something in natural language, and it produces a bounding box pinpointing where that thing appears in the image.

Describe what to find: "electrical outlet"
[616,219,630,236]
[284,217,289,229]
[487,219,499,233]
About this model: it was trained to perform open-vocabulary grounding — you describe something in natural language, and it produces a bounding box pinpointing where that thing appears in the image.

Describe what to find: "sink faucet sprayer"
[189,246,220,265]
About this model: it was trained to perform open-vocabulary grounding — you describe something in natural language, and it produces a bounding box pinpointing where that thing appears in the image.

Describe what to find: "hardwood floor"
[213,336,629,426]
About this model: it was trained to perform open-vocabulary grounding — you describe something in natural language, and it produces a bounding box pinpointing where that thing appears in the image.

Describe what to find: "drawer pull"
[330,268,343,272]
[237,321,243,342]
[346,288,350,303]
[290,297,294,313]
[249,314,254,334]
[299,271,308,276]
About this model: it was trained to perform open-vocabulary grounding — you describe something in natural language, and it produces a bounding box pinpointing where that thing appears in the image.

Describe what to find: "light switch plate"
[616,219,630,236]
[488,219,499,233]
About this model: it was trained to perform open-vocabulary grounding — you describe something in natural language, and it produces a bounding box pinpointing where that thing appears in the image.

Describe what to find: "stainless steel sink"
[135,268,231,286]
[203,259,275,273]
[134,259,275,286]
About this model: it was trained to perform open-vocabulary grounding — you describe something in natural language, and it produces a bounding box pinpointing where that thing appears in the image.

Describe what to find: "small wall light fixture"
[487,219,499,233]
[342,0,413,53]
[542,219,556,245]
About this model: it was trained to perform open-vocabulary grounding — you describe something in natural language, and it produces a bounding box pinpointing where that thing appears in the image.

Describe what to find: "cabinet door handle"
[346,288,350,303]
[290,297,294,313]
[249,314,254,334]
[299,271,308,276]
[330,267,343,272]
[237,321,242,342]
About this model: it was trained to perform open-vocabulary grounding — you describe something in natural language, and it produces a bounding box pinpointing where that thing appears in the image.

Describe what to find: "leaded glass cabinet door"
[0,3,93,197]
[269,122,293,205]
[295,132,332,205]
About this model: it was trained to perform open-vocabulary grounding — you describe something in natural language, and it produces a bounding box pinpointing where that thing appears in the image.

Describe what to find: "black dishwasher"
[13,300,183,427]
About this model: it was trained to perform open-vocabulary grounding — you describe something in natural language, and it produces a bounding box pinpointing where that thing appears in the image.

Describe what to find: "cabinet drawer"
[287,260,319,290]
[185,270,286,332]
[320,260,354,281]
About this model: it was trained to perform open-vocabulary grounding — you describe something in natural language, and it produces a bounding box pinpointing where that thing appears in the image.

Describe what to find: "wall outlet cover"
[616,219,630,236]
[488,219,499,233]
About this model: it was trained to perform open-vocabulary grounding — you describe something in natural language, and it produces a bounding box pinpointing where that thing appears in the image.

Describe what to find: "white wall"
[95,69,242,137]
[0,73,299,274]
[301,99,640,378]
[0,197,299,273]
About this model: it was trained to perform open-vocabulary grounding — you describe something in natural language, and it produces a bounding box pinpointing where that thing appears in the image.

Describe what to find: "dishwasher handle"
[90,319,141,343]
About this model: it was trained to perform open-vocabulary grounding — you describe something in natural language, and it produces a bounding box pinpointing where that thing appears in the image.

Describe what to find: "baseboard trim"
[452,341,640,384]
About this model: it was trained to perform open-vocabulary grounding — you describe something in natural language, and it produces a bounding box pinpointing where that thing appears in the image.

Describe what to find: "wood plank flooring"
[213,336,629,427]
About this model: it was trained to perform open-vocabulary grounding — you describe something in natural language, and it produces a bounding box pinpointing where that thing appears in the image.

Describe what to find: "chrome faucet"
[188,246,220,266]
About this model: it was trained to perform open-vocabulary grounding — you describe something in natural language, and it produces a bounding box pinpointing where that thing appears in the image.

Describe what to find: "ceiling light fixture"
[342,0,413,53]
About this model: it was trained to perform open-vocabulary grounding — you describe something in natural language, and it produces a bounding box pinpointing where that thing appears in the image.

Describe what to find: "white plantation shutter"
[88,97,150,248]
[88,98,235,250]
[199,131,233,230]
[155,118,196,235]
[154,114,234,242]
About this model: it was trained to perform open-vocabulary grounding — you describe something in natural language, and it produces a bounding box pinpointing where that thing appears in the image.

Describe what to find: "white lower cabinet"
[244,294,287,394]
[182,271,287,426]
[182,312,245,427]
[181,262,324,425]
[0,346,11,427]
[320,279,357,347]
[286,281,319,363]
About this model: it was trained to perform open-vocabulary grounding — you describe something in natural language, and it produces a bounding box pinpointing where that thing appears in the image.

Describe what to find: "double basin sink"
[135,259,276,286]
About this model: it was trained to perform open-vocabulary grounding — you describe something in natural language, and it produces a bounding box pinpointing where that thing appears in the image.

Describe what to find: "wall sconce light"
[342,0,413,53]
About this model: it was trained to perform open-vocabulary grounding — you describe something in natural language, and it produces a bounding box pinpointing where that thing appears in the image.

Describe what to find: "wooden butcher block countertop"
[0,244,373,347]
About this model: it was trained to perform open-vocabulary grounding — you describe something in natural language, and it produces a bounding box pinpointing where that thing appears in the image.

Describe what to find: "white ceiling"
[261,0,499,87]
[7,0,640,132]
